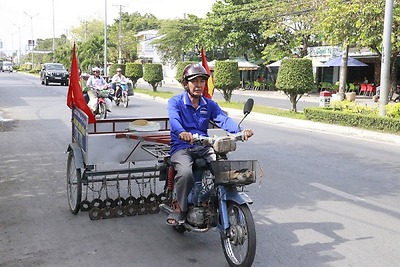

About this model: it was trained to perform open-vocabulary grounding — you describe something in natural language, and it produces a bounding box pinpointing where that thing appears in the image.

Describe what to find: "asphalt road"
[0,72,399,267]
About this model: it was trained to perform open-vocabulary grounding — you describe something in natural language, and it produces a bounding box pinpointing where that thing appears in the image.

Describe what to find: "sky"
[0,0,217,56]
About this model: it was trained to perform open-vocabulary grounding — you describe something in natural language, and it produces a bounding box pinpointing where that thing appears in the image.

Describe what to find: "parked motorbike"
[113,82,129,108]
[160,98,257,267]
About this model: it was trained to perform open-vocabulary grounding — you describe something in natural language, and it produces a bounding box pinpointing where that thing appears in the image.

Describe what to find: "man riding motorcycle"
[111,68,128,100]
[86,67,112,113]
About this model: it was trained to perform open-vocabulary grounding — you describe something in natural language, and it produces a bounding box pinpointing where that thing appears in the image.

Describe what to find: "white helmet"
[92,67,101,73]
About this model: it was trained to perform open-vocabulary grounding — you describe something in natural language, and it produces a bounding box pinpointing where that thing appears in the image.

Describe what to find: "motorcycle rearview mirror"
[237,98,254,129]
[243,98,254,116]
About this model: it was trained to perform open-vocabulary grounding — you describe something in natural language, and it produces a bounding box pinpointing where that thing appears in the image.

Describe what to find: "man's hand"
[242,129,254,141]
[179,131,193,143]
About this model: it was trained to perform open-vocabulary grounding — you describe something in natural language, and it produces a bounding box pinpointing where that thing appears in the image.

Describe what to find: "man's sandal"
[166,211,186,226]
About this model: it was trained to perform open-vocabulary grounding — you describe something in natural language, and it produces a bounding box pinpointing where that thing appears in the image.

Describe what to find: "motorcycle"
[113,82,129,108]
[88,85,113,119]
[160,99,257,267]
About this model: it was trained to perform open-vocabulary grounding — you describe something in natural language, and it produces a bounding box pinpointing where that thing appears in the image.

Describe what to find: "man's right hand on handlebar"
[242,129,254,141]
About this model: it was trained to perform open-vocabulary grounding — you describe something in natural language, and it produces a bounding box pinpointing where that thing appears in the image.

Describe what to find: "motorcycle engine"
[186,206,207,228]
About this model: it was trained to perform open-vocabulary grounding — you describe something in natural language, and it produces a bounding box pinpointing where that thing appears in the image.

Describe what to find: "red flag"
[67,43,96,124]
[200,47,215,99]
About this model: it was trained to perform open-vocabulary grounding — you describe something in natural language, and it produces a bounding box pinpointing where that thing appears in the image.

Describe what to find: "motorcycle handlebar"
[192,132,244,144]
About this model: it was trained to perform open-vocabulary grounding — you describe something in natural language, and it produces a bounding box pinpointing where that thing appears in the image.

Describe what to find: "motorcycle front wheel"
[221,202,256,267]
[123,94,129,108]
[99,102,107,119]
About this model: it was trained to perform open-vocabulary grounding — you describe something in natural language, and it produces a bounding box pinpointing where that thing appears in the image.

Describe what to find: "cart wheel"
[89,207,103,220]
[123,204,138,216]
[67,151,82,214]
[80,200,93,212]
[102,207,113,219]
[102,197,116,208]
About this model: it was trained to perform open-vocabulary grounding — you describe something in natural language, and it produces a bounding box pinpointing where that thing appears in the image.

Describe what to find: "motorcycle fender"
[218,187,253,231]
[222,189,253,205]
[98,98,106,104]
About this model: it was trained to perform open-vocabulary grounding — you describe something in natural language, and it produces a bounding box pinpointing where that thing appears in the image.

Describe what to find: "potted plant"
[345,83,357,101]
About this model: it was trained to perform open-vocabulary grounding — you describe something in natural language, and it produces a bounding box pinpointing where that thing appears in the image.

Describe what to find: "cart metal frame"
[66,107,172,217]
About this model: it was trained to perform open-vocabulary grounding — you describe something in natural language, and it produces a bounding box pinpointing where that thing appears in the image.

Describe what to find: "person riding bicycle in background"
[111,68,128,99]
[166,63,254,226]
[86,67,112,112]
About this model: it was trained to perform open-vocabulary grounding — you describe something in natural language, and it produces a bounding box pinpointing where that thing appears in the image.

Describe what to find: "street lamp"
[13,24,23,65]
[104,0,108,77]
[24,11,38,69]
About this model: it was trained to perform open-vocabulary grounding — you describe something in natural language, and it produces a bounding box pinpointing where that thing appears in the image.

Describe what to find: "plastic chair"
[366,84,376,96]
[360,83,367,95]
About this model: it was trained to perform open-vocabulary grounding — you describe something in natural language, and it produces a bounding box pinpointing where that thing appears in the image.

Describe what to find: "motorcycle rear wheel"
[221,202,256,267]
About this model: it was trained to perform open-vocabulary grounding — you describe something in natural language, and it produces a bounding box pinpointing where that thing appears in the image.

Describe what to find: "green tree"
[152,17,199,65]
[197,0,269,62]
[213,61,240,102]
[77,35,105,72]
[107,12,160,63]
[259,0,321,63]
[69,19,104,42]
[143,63,163,91]
[276,58,315,112]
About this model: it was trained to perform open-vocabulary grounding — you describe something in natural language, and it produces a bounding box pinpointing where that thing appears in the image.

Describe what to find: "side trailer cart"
[66,107,173,220]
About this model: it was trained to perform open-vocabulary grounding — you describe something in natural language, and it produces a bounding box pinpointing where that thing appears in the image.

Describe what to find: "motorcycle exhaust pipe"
[159,203,173,214]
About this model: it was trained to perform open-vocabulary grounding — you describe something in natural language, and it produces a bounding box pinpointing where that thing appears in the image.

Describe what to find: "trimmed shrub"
[109,64,125,76]
[175,61,196,83]
[143,63,163,92]
[276,58,316,112]
[213,61,240,102]
[125,63,143,88]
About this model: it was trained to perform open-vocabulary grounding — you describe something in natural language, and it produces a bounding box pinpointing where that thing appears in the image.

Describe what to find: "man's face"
[94,71,100,76]
[187,76,206,98]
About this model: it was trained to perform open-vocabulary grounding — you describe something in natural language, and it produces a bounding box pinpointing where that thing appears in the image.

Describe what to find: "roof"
[205,58,259,70]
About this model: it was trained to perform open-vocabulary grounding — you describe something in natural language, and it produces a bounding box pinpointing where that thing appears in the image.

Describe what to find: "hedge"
[304,107,400,133]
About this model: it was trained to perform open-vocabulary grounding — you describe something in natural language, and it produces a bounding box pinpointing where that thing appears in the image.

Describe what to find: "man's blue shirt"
[168,92,240,155]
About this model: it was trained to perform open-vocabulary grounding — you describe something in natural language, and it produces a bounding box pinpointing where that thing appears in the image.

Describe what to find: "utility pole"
[379,0,394,116]
[104,0,108,78]
[23,11,38,69]
[13,24,23,65]
[113,4,126,64]
[52,0,55,62]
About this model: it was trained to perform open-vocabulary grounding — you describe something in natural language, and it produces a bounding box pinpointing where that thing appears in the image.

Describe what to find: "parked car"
[1,61,13,72]
[40,63,69,86]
